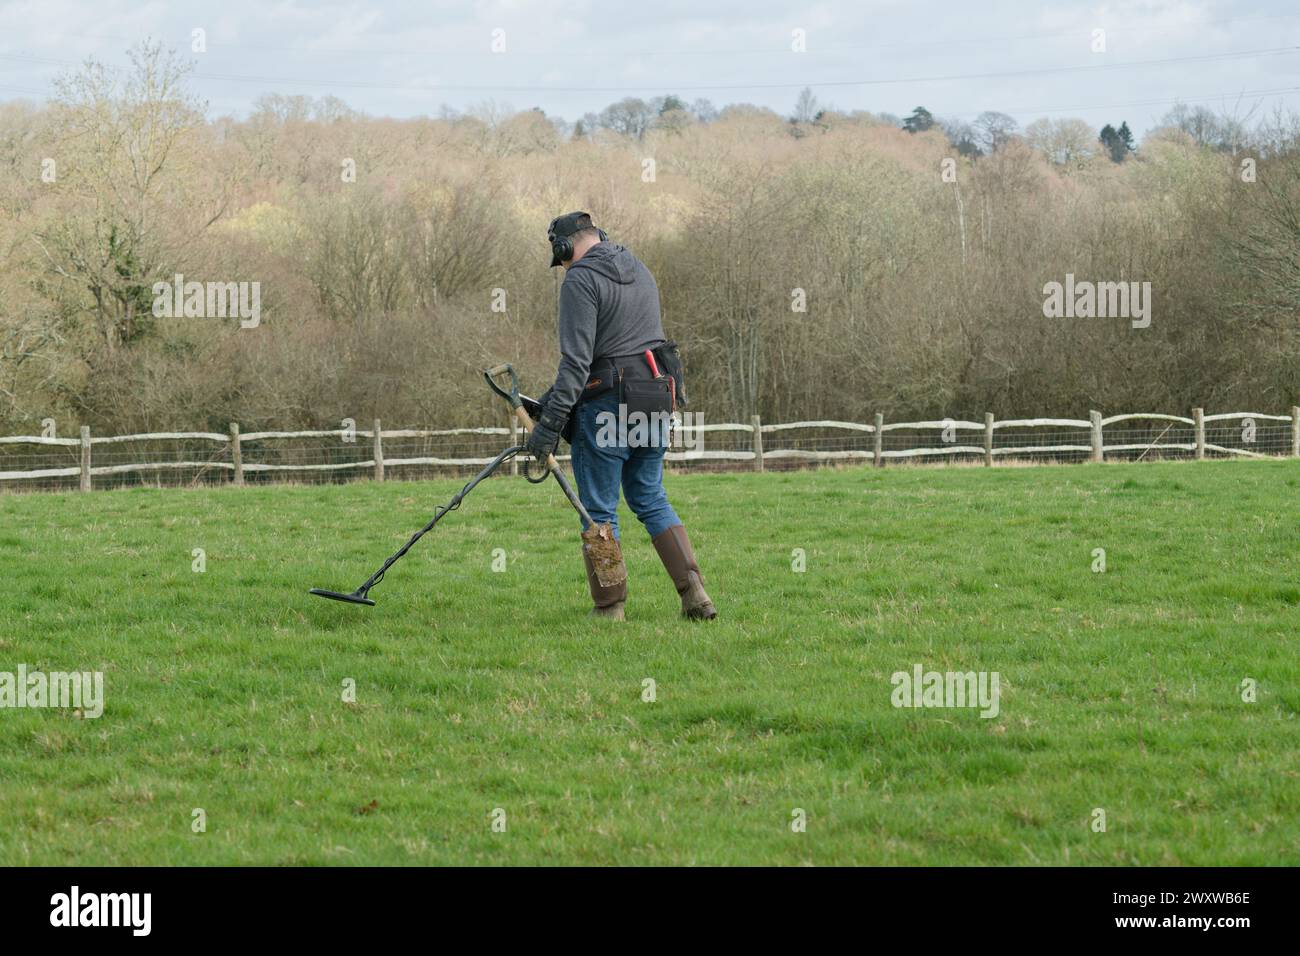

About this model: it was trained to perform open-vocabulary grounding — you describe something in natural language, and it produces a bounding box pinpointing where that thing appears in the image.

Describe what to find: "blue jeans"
[569,390,680,540]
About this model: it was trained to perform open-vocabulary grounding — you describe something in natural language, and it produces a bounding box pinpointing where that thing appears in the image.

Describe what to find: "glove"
[525,413,563,461]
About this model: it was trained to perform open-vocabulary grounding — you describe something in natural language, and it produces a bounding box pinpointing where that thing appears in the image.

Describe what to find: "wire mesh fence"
[0,441,83,493]
[1,408,1296,494]
[1203,418,1293,459]
[987,427,1094,464]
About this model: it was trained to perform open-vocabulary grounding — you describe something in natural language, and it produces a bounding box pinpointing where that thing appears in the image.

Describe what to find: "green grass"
[2,459,1298,865]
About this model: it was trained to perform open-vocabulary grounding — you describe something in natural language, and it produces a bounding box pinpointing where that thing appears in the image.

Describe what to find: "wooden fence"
[2,407,1298,490]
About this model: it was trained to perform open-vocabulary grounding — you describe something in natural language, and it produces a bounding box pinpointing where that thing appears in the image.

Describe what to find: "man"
[526,211,716,622]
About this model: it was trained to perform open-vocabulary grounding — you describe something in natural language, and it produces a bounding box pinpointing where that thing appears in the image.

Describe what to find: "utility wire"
[41,12,1300,59]
[180,45,1300,94]
[2,44,1298,121]
[944,84,1300,120]
[0,44,1288,95]
[2,77,1297,126]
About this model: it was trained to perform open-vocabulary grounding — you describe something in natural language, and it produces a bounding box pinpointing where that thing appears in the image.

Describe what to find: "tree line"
[0,44,1296,436]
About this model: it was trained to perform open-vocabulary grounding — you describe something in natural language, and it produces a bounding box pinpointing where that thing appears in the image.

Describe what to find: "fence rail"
[2,406,1297,491]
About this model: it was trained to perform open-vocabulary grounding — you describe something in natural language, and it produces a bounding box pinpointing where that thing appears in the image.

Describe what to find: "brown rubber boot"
[651,524,717,620]
[583,548,626,620]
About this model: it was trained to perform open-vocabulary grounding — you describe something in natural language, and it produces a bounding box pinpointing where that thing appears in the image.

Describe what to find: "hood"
[568,243,637,284]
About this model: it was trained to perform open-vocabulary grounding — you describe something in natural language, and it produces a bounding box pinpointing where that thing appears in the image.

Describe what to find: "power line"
[2,42,1298,125]
[3,69,1295,128]
[0,52,69,67]
[3,36,1295,95]
[44,11,1300,59]
[96,45,1300,95]
[943,85,1300,121]
[0,83,49,96]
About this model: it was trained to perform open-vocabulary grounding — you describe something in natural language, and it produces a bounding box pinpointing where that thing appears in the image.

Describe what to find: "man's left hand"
[525,415,563,461]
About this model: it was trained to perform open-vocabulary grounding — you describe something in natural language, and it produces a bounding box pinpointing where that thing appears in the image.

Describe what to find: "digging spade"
[482,363,626,591]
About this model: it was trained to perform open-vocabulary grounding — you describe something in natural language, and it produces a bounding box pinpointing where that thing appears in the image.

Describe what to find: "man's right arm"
[541,275,599,426]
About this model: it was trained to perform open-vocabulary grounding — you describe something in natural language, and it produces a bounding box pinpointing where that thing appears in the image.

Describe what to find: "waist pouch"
[619,365,674,420]
[561,343,688,443]
[651,341,688,408]
[579,342,687,407]
[577,360,618,404]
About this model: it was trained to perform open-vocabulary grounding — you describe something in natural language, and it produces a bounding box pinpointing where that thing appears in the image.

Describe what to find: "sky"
[0,0,1298,135]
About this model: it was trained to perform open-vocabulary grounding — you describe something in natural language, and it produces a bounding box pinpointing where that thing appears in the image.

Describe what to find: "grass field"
[2,459,1298,865]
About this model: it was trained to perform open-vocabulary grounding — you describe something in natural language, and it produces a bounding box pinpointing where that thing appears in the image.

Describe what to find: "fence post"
[983,413,994,466]
[230,423,244,486]
[751,414,764,472]
[373,418,384,481]
[1090,411,1103,462]
[873,413,884,467]
[1292,407,1300,458]
[1193,407,1205,460]
[79,426,91,491]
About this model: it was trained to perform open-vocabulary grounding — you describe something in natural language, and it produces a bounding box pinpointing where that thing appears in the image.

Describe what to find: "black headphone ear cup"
[554,237,573,262]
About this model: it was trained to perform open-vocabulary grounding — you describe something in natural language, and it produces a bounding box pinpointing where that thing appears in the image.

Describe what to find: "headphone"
[548,211,608,266]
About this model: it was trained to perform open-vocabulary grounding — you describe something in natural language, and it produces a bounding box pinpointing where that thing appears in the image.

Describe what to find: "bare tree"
[599,98,655,140]
[1024,117,1098,167]
[973,111,1018,153]
[33,42,226,358]
[793,87,821,124]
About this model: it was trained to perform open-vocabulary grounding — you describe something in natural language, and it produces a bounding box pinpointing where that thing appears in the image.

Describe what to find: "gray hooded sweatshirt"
[543,242,666,424]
